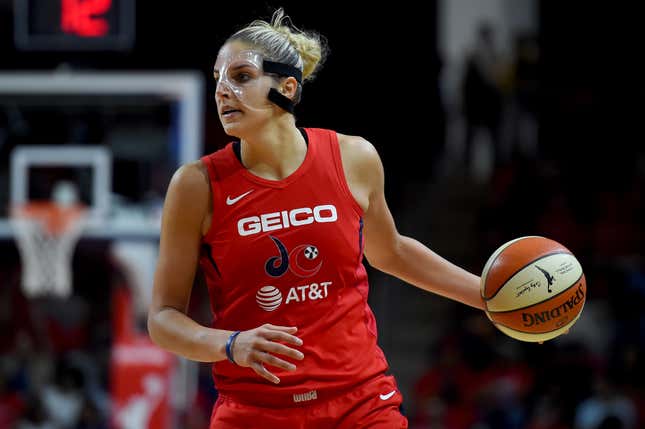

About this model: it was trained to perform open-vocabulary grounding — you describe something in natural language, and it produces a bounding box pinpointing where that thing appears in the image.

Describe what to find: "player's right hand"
[230,324,304,384]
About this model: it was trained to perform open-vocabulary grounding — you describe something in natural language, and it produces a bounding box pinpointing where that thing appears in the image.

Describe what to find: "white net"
[10,203,88,298]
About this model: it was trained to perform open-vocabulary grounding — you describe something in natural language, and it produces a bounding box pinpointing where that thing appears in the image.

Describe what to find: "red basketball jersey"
[199,128,389,406]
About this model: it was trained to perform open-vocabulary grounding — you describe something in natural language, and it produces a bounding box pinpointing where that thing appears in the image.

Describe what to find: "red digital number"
[61,0,112,37]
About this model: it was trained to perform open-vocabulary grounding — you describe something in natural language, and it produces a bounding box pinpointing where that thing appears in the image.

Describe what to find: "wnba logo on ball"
[255,286,283,311]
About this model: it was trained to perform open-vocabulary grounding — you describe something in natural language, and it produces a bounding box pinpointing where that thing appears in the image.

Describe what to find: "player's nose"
[215,80,233,99]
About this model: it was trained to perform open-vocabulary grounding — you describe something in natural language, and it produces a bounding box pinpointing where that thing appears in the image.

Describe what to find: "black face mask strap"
[263,60,302,113]
[268,88,295,113]
[263,61,302,84]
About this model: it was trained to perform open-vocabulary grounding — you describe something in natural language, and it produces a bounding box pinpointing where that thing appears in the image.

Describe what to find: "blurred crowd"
[1,270,113,428]
[409,157,645,429]
[406,22,644,429]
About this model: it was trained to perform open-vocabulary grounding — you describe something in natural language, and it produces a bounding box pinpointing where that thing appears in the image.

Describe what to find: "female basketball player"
[148,9,484,429]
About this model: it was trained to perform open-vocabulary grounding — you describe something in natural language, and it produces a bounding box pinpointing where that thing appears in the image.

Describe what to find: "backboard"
[0,71,204,240]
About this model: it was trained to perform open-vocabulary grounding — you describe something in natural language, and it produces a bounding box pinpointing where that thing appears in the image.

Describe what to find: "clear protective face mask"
[213,50,275,112]
[214,49,303,114]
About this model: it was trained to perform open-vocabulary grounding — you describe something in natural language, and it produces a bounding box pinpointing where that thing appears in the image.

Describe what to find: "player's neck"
[239,118,306,181]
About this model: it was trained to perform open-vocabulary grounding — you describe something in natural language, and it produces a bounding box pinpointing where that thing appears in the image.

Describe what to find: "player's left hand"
[230,324,304,384]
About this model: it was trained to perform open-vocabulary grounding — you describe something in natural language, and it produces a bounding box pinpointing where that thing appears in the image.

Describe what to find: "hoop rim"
[10,201,88,236]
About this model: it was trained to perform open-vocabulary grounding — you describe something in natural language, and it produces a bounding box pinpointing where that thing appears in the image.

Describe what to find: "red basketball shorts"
[210,374,408,429]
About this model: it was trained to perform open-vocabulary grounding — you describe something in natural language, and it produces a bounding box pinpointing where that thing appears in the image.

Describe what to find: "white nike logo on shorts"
[379,390,396,401]
[226,190,254,205]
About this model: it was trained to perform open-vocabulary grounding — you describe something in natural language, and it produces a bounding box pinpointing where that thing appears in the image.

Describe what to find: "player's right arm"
[148,162,303,383]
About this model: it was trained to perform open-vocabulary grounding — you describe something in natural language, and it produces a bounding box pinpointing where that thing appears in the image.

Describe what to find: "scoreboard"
[14,0,135,51]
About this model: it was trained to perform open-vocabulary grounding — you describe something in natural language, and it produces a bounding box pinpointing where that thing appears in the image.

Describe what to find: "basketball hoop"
[10,201,88,298]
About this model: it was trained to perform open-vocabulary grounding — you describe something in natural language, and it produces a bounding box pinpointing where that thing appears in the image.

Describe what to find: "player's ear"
[280,77,298,100]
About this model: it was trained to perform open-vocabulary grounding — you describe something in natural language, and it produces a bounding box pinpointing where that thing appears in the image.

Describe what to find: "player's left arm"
[346,136,485,310]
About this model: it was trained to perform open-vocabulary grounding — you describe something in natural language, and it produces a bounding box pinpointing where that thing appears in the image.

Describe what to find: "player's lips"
[220,105,243,117]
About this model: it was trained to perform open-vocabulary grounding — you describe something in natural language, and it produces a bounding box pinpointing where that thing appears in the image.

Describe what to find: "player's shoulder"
[168,161,209,195]
[163,161,210,225]
[336,132,377,155]
[336,132,382,171]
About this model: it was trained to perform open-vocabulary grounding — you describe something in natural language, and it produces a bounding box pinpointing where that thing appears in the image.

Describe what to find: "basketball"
[481,236,586,342]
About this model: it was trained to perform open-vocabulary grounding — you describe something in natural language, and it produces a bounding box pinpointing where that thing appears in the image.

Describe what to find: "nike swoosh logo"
[379,390,396,401]
[226,190,254,205]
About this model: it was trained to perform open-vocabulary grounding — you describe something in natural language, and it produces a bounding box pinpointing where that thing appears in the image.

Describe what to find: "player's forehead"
[214,41,262,71]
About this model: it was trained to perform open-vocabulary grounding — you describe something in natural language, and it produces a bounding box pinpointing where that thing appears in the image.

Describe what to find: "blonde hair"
[229,8,327,101]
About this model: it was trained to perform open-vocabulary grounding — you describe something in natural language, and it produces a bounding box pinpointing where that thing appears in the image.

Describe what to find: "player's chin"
[220,121,244,137]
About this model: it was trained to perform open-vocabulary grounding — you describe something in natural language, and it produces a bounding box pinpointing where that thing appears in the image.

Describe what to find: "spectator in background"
[596,416,625,429]
[40,359,85,428]
[0,369,25,428]
[462,22,505,174]
[75,398,107,429]
[14,395,54,429]
[525,393,570,429]
[574,371,637,429]
[412,335,478,429]
[413,312,533,429]
[506,33,540,162]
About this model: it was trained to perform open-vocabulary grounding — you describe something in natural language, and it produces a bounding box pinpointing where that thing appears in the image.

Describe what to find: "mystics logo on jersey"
[255,236,331,312]
[265,236,322,278]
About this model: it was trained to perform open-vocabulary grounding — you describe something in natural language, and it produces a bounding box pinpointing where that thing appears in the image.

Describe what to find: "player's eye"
[234,72,251,83]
